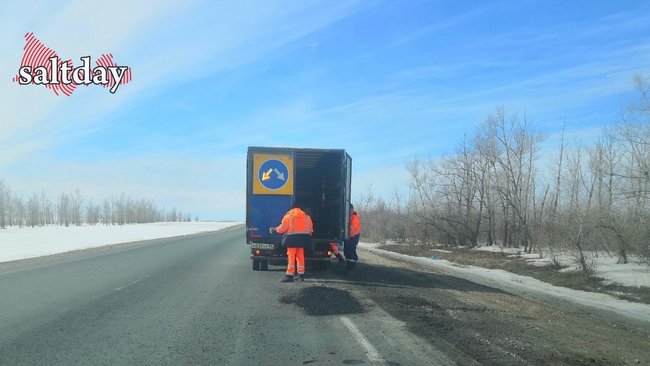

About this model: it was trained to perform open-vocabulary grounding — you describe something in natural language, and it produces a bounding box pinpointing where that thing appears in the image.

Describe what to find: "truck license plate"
[250,243,275,249]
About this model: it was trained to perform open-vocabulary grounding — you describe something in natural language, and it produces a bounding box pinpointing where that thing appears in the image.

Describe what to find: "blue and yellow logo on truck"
[253,154,293,195]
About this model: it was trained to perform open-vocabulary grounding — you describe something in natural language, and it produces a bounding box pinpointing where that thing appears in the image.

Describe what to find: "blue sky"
[1,0,649,220]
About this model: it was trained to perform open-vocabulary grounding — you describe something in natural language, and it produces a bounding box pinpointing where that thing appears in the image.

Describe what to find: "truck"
[246,146,352,271]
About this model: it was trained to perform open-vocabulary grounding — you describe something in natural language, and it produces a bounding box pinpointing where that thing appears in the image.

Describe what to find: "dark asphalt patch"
[280,286,366,316]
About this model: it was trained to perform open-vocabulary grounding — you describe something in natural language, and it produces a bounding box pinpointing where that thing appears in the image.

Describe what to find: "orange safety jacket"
[350,211,361,237]
[276,208,314,235]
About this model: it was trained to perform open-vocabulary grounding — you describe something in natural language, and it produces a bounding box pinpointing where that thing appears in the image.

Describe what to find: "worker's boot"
[280,275,294,283]
[335,253,345,264]
[295,273,305,282]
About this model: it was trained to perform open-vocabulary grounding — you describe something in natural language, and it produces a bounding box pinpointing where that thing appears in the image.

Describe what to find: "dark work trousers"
[344,234,360,262]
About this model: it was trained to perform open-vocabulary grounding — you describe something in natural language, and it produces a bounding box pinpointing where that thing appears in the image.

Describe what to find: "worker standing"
[344,204,362,272]
[270,202,313,282]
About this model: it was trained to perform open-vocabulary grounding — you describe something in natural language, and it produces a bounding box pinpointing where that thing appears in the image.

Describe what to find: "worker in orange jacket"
[344,204,362,272]
[270,202,313,282]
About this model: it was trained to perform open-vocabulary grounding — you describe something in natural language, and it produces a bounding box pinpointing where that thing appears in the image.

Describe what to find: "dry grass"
[378,244,650,304]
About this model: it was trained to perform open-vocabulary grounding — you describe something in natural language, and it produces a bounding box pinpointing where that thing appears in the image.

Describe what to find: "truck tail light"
[327,251,332,256]
[255,249,261,255]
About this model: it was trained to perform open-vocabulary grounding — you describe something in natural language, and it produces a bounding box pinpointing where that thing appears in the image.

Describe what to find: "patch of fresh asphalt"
[0,227,452,365]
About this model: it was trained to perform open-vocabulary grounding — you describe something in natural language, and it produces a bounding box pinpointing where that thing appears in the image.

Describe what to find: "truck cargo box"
[246,146,352,271]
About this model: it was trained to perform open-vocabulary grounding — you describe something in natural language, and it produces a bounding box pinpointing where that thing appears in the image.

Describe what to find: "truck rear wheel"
[252,259,260,271]
[260,260,269,271]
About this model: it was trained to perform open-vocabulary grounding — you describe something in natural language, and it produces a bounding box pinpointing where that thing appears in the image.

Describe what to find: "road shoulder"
[311,248,650,365]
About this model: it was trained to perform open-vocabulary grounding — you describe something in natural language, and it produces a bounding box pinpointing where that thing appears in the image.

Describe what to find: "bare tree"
[346,75,650,272]
[483,108,543,252]
[0,180,8,229]
[27,193,40,228]
[58,193,71,226]
[0,182,193,229]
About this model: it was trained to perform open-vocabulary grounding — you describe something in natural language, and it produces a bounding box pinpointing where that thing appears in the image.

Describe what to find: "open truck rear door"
[247,146,351,271]
[342,152,352,240]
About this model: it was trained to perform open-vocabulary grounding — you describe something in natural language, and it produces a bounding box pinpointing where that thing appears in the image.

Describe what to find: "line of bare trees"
[0,183,195,229]
[358,75,650,269]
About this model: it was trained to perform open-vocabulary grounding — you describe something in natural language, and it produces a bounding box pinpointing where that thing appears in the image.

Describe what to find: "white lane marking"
[114,276,148,291]
[340,316,386,365]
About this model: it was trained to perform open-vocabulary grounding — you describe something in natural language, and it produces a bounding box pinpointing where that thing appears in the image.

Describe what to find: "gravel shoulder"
[315,249,650,365]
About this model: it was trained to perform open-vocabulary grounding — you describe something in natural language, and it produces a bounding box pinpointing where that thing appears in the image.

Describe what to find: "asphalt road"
[2,227,649,365]
[0,227,450,365]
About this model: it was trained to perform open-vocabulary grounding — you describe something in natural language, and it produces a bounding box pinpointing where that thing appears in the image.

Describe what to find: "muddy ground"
[378,244,650,304]
[281,249,650,365]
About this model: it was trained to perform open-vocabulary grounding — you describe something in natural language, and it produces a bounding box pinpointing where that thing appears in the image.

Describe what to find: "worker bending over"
[270,202,313,282]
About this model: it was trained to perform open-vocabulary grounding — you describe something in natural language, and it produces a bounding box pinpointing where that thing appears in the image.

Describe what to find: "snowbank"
[590,258,650,287]
[472,245,650,288]
[472,245,522,255]
[0,222,243,263]
[360,242,650,326]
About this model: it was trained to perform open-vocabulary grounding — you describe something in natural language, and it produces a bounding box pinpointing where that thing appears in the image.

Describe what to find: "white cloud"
[2,0,648,219]
[0,0,363,166]
[0,1,366,219]
[0,1,190,164]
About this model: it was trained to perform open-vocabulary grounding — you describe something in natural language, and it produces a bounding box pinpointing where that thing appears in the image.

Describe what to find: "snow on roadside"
[472,245,522,254]
[359,242,650,326]
[0,222,243,263]
[472,245,650,288]
[430,248,453,253]
[582,257,650,288]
